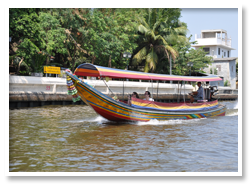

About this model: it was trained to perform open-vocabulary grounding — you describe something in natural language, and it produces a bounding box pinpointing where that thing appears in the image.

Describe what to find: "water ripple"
[9,101,238,172]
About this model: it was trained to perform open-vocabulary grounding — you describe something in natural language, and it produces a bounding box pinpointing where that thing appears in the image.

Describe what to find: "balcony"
[195,34,232,48]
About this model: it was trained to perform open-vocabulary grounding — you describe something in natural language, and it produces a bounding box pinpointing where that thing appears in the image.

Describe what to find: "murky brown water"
[9,101,238,172]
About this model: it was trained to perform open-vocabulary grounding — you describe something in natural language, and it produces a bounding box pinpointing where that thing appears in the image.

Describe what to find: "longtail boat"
[65,63,226,122]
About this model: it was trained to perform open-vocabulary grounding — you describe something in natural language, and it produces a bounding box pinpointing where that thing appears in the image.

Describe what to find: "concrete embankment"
[9,75,238,108]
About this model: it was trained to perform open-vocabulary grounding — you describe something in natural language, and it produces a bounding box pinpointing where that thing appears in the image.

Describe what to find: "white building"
[191,29,237,89]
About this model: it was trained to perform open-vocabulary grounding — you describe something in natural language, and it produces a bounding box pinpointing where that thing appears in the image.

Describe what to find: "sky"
[180,8,238,57]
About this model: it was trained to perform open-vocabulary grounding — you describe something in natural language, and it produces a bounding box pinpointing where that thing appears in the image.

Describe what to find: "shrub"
[224,80,230,87]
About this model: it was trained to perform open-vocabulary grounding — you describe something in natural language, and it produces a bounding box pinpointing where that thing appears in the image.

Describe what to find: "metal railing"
[196,34,201,39]
[195,34,232,47]
[216,38,231,47]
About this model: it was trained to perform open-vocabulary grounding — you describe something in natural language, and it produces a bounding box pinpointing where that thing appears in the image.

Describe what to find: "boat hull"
[66,72,226,122]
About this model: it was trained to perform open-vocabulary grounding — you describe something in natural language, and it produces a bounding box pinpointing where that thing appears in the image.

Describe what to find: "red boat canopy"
[74,63,222,82]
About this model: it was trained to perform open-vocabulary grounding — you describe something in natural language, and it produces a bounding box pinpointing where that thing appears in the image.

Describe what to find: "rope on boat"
[65,69,81,102]
[102,78,115,97]
[98,68,116,97]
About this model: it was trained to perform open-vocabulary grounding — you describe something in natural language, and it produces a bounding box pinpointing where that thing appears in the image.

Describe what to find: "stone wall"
[9,75,194,102]
[203,59,237,89]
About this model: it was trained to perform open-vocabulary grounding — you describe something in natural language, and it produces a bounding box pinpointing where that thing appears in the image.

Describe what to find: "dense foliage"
[9,8,212,75]
[132,8,188,73]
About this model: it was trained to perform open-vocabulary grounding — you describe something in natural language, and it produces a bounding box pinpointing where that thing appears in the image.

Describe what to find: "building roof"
[201,29,227,33]
[191,44,235,50]
[213,57,238,61]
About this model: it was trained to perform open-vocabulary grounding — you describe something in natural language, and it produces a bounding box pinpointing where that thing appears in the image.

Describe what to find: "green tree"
[185,47,212,74]
[170,36,194,75]
[160,34,213,76]
[9,8,44,74]
[16,38,50,74]
[78,9,140,69]
[132,8,188,73]
[51,8,90,71]
[10,8,207,76]
[38,11,67,66]
[9,8,41,45]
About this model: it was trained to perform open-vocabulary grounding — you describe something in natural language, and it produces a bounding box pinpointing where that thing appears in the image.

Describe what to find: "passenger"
[143,91,154,101]
[189,82,204,103]
[127,92,139,106]
[112,95,119,101]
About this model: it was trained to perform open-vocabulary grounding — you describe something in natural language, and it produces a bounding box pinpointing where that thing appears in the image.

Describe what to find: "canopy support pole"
[123,79,125,101]
[170,55,172,84]
[151,79,153,99]
[179,81,182,103]
[157,81,159,100]
[177,81,180,103]
[205,82,207,100]
[147,75,154,100]
[183,81,186,103]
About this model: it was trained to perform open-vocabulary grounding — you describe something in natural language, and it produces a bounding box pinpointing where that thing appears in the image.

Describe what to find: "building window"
[224,52,226,57]
[203,48,210,54]
[216,65,221,72]
[228,51,230,57]
[232,66,233,72]
[218,48,220,55]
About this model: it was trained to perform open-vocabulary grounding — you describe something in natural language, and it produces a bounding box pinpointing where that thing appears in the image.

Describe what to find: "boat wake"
[224,100,238,109]
[224,100,238,116]
[135,118,206,126]
[65,115,108,124]
[91,116,109,124]
[226,109,238,116]
[234,102,238,109]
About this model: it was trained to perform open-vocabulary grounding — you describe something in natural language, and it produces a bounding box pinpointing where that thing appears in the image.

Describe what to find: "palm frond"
[145,48,158,72]
[132,46,148,65]
[164,32,182,45]
[152,21,161,33]
[173,26,188,36]
[152,16,167,32]
[138,24,149,35]
[164,44,179,61]
[154,45,170,61]
[155,35,168,45]
[144,63,149,72]
[147,30,156,41]
[176,35,189,44]
[137,16,149,29]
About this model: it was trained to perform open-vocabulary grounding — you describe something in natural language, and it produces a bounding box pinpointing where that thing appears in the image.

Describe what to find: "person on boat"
[128,92,139,106]
[189,82,204,103]
[143,91,154,101]
[112,95,119,101]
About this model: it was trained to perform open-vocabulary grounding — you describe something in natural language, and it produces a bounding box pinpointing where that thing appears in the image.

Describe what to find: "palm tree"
[132,8,188,73]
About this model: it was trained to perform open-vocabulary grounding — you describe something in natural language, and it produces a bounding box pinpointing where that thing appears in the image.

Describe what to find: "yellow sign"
[44,66,61,74]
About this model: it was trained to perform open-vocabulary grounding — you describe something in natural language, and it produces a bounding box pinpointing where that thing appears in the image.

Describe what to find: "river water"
[9,101,238,172]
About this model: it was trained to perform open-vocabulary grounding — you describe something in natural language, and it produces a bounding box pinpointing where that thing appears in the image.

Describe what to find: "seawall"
[9,75,238,108]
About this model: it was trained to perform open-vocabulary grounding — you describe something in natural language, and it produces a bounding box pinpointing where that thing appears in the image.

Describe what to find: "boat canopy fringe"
[65,69,81,102]
[74,63,222,82]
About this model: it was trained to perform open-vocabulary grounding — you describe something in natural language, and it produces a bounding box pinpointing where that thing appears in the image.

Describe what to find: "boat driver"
[189,82,204,103]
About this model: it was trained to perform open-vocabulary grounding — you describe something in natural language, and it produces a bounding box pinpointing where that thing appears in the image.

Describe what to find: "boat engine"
[209,86,219,97]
